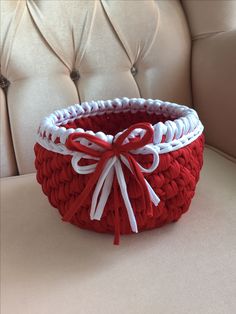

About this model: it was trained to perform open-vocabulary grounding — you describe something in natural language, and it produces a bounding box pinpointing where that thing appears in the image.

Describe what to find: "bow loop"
[66,132,112,158]
[114,122,154,152]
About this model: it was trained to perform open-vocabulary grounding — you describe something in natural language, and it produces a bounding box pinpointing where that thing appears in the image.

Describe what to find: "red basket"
[35,98,204,244]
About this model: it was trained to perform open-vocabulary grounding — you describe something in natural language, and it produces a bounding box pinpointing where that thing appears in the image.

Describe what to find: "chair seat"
[1,147,236,314]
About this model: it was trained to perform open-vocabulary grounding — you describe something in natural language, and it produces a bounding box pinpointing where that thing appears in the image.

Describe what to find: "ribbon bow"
[64,122,160,244]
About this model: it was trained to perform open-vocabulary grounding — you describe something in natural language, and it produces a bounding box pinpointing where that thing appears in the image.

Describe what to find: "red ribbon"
[64,122,154,244]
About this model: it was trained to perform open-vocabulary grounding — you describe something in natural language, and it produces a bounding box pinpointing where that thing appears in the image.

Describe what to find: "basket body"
[35,98,204,243]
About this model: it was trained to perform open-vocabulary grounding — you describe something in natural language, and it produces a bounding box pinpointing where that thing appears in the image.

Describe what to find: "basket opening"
[63,110,173,135]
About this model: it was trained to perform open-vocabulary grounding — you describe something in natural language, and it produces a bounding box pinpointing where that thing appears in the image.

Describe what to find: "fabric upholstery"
[1,0,192,175]
[182,0,236,157]
[182,0,236,38]
[2,0,236,176]
[0,88,17,177]
[1,148,236,314]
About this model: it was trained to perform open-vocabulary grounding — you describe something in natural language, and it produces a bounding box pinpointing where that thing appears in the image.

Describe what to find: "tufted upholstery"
[0,0,191,176]
[1,0,236,177]
[1,1,236,177]
[1,1,236,313]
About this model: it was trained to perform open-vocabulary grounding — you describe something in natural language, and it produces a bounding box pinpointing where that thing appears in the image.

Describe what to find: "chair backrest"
[1,0,235,177]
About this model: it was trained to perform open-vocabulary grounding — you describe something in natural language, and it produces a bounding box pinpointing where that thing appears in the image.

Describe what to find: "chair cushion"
[1,147,236,314]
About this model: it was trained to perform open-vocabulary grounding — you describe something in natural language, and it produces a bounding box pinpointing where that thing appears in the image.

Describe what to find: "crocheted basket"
[35,98,204,244]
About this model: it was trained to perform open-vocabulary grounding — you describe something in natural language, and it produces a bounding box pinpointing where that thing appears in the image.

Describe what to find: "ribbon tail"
[144,179,160,206]
[92,160,115,220]
[113,176,121,245]
[121,154,160,205]
[63,155,109,222]
[121,154,154,216]
[115,159,138,233]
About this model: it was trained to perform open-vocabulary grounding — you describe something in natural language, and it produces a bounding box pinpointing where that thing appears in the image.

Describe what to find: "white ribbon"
[71,144,160,233]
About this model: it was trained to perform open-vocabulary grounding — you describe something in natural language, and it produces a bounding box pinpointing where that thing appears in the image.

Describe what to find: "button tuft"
[131,66,137,77]
[0,74,10,89]
[70,70,80,81]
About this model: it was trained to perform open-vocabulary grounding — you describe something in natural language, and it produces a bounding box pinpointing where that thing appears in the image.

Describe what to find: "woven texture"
[35,110,204,236]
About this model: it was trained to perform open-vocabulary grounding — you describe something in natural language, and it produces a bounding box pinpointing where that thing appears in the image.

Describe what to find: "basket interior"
[63,111,173,135]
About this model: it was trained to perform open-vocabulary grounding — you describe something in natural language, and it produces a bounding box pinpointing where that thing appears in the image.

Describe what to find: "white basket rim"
[36,97,204,156]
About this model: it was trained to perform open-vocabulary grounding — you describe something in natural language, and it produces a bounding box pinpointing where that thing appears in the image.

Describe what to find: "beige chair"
[1,1,236,313]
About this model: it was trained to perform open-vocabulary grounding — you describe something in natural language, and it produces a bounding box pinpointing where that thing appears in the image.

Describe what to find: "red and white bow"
[64,123,160,244]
